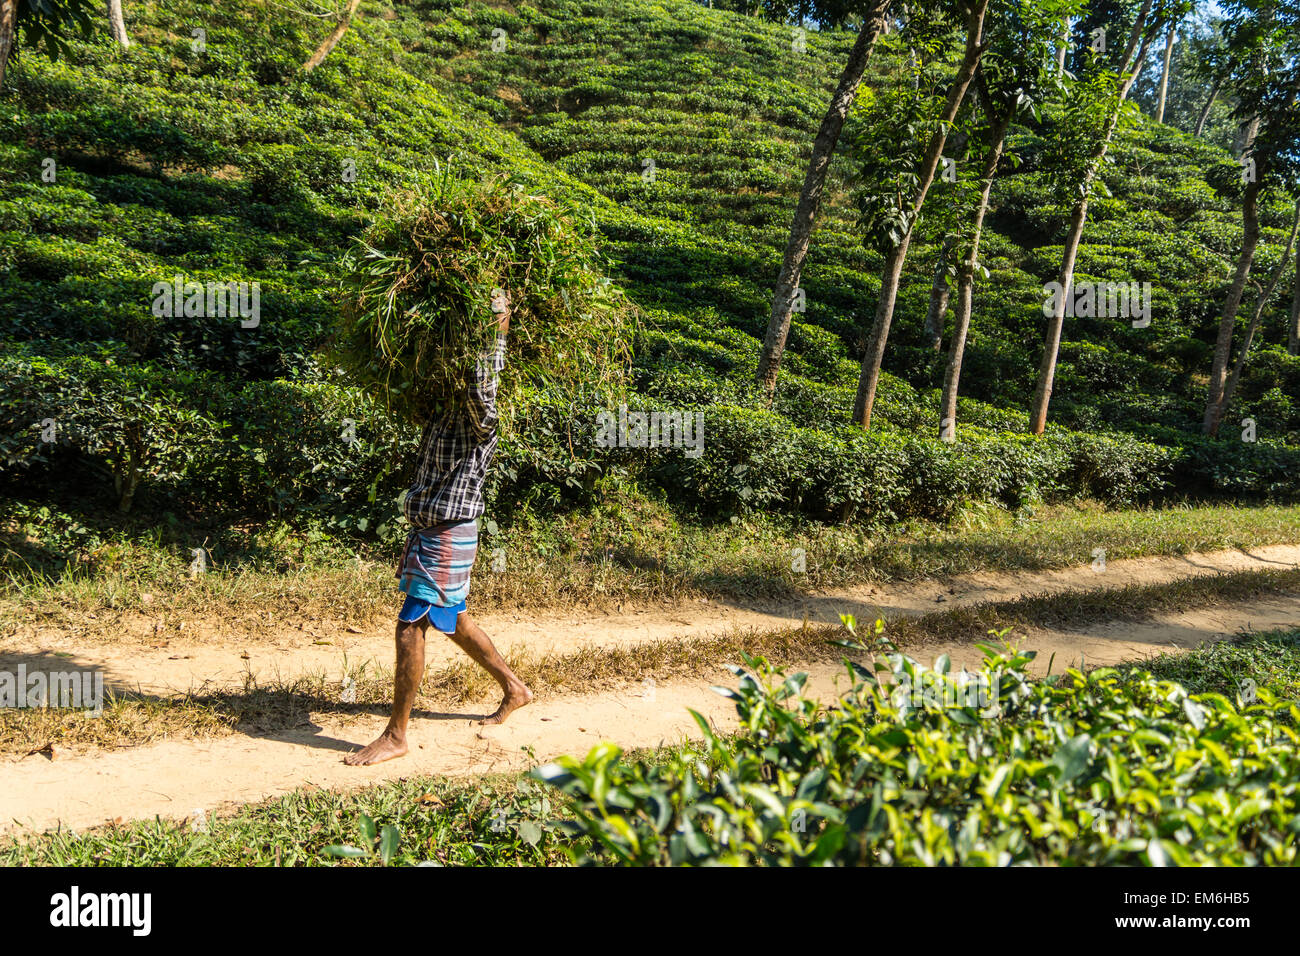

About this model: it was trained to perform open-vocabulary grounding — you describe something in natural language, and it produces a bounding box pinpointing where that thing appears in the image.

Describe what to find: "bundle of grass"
[332,168,632,433]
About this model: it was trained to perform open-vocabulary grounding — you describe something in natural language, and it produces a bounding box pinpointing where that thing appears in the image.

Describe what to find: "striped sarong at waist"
[395,519,479,607]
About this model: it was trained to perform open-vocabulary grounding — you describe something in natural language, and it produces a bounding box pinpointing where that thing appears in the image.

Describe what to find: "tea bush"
[539,624,1300,866]
[645,404,1168,524]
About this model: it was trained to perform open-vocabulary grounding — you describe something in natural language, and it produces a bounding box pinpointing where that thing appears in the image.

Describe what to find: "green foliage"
[322,813,403,866]
[1171,432,1300,498]
[1040,68,1134,202]
[0,345,417,524]
[0,349,218,513]
[539,621,1300,866]
[642,397,1169,523]
[1219,0,1300,191]
[1133,629,1300,703]
[14,0,96,65]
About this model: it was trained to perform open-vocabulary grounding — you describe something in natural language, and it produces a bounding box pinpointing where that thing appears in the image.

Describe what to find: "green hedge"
[0,347,1233,532]
[638,401,1172,525]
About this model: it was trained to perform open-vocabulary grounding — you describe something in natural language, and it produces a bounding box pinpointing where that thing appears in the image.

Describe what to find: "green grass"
[1130,627,1300,701]
[0,771,581,866]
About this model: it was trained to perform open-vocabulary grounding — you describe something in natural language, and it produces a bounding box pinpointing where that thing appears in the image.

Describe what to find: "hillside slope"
[1,0,1297,542]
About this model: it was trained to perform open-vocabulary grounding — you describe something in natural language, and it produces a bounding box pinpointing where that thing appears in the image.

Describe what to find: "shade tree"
[938,0,1085,441]
[1026,0,1186,434]
[850,0,992,430]
[1202,0,1300,435]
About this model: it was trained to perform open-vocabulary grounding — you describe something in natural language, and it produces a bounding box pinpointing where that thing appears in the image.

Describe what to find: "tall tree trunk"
[1289,221,1300,355]
[1193,73,1223,136]
[0,0,18,92]
[1217,197,1300,425]
[923,236,956,352]
[1028,0,1156,434]
[1155,20,1175,123]
[939,109,1013,439]
[1029,198,1091,434]
[1203,179,1261,436]
[852,0,989,430]
[756,0,893,399]
[108,0,129,49]
[303,0,363,72]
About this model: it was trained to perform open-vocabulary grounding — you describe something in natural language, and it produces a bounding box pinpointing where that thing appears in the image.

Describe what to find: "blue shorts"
[398,594,466,635]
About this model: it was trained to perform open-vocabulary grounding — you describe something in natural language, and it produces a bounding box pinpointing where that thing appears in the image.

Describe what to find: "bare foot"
[344,730,408,766]
[479,683,533,726]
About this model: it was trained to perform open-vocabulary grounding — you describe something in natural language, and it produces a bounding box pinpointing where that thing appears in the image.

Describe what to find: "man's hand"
[490,288,510,334]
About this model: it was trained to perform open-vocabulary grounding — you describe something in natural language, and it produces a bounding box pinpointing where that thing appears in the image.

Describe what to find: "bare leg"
[447,611,532,725]
[344,618,427,766]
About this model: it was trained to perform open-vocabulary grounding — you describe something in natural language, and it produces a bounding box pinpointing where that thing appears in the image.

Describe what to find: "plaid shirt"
[403,334,507,527]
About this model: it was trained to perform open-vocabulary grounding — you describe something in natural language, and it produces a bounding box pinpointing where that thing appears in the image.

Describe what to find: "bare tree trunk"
[108,0,129,49]
[1155,20,1175,123]
[756,0,893,399]
[939,110,1012,439]
[1029,198,1092,434]
[303,0,363,72]
[852,0,989,430]
[1193,73,1222,136]
[923,236,955,352]
[0,0,18,92]
[1028,1,1156,434]
[1290,221,1300,355]
[1203,179,1261,435]
[1218,198,1300,423]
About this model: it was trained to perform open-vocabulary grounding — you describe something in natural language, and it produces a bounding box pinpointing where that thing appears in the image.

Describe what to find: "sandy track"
[3,544,1299,835]
[4,544,1299,698]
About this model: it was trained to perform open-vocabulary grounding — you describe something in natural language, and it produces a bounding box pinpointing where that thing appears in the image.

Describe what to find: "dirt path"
[3,546,1299,835]
[5,544,1299,698]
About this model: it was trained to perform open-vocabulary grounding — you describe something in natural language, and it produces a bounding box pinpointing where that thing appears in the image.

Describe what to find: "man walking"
[346,298,531,767]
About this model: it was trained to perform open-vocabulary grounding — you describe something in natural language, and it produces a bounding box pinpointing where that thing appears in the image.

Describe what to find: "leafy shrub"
[0,346,417,525]
[0,349,219,513]
[787,321,847,374]
[1171,434,1300,500]
[1062,431,1174,504]
[539,623,1300,866]
[491,384,626,508]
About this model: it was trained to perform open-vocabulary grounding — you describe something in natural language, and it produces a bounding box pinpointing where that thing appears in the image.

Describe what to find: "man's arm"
[465,293,510,439]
